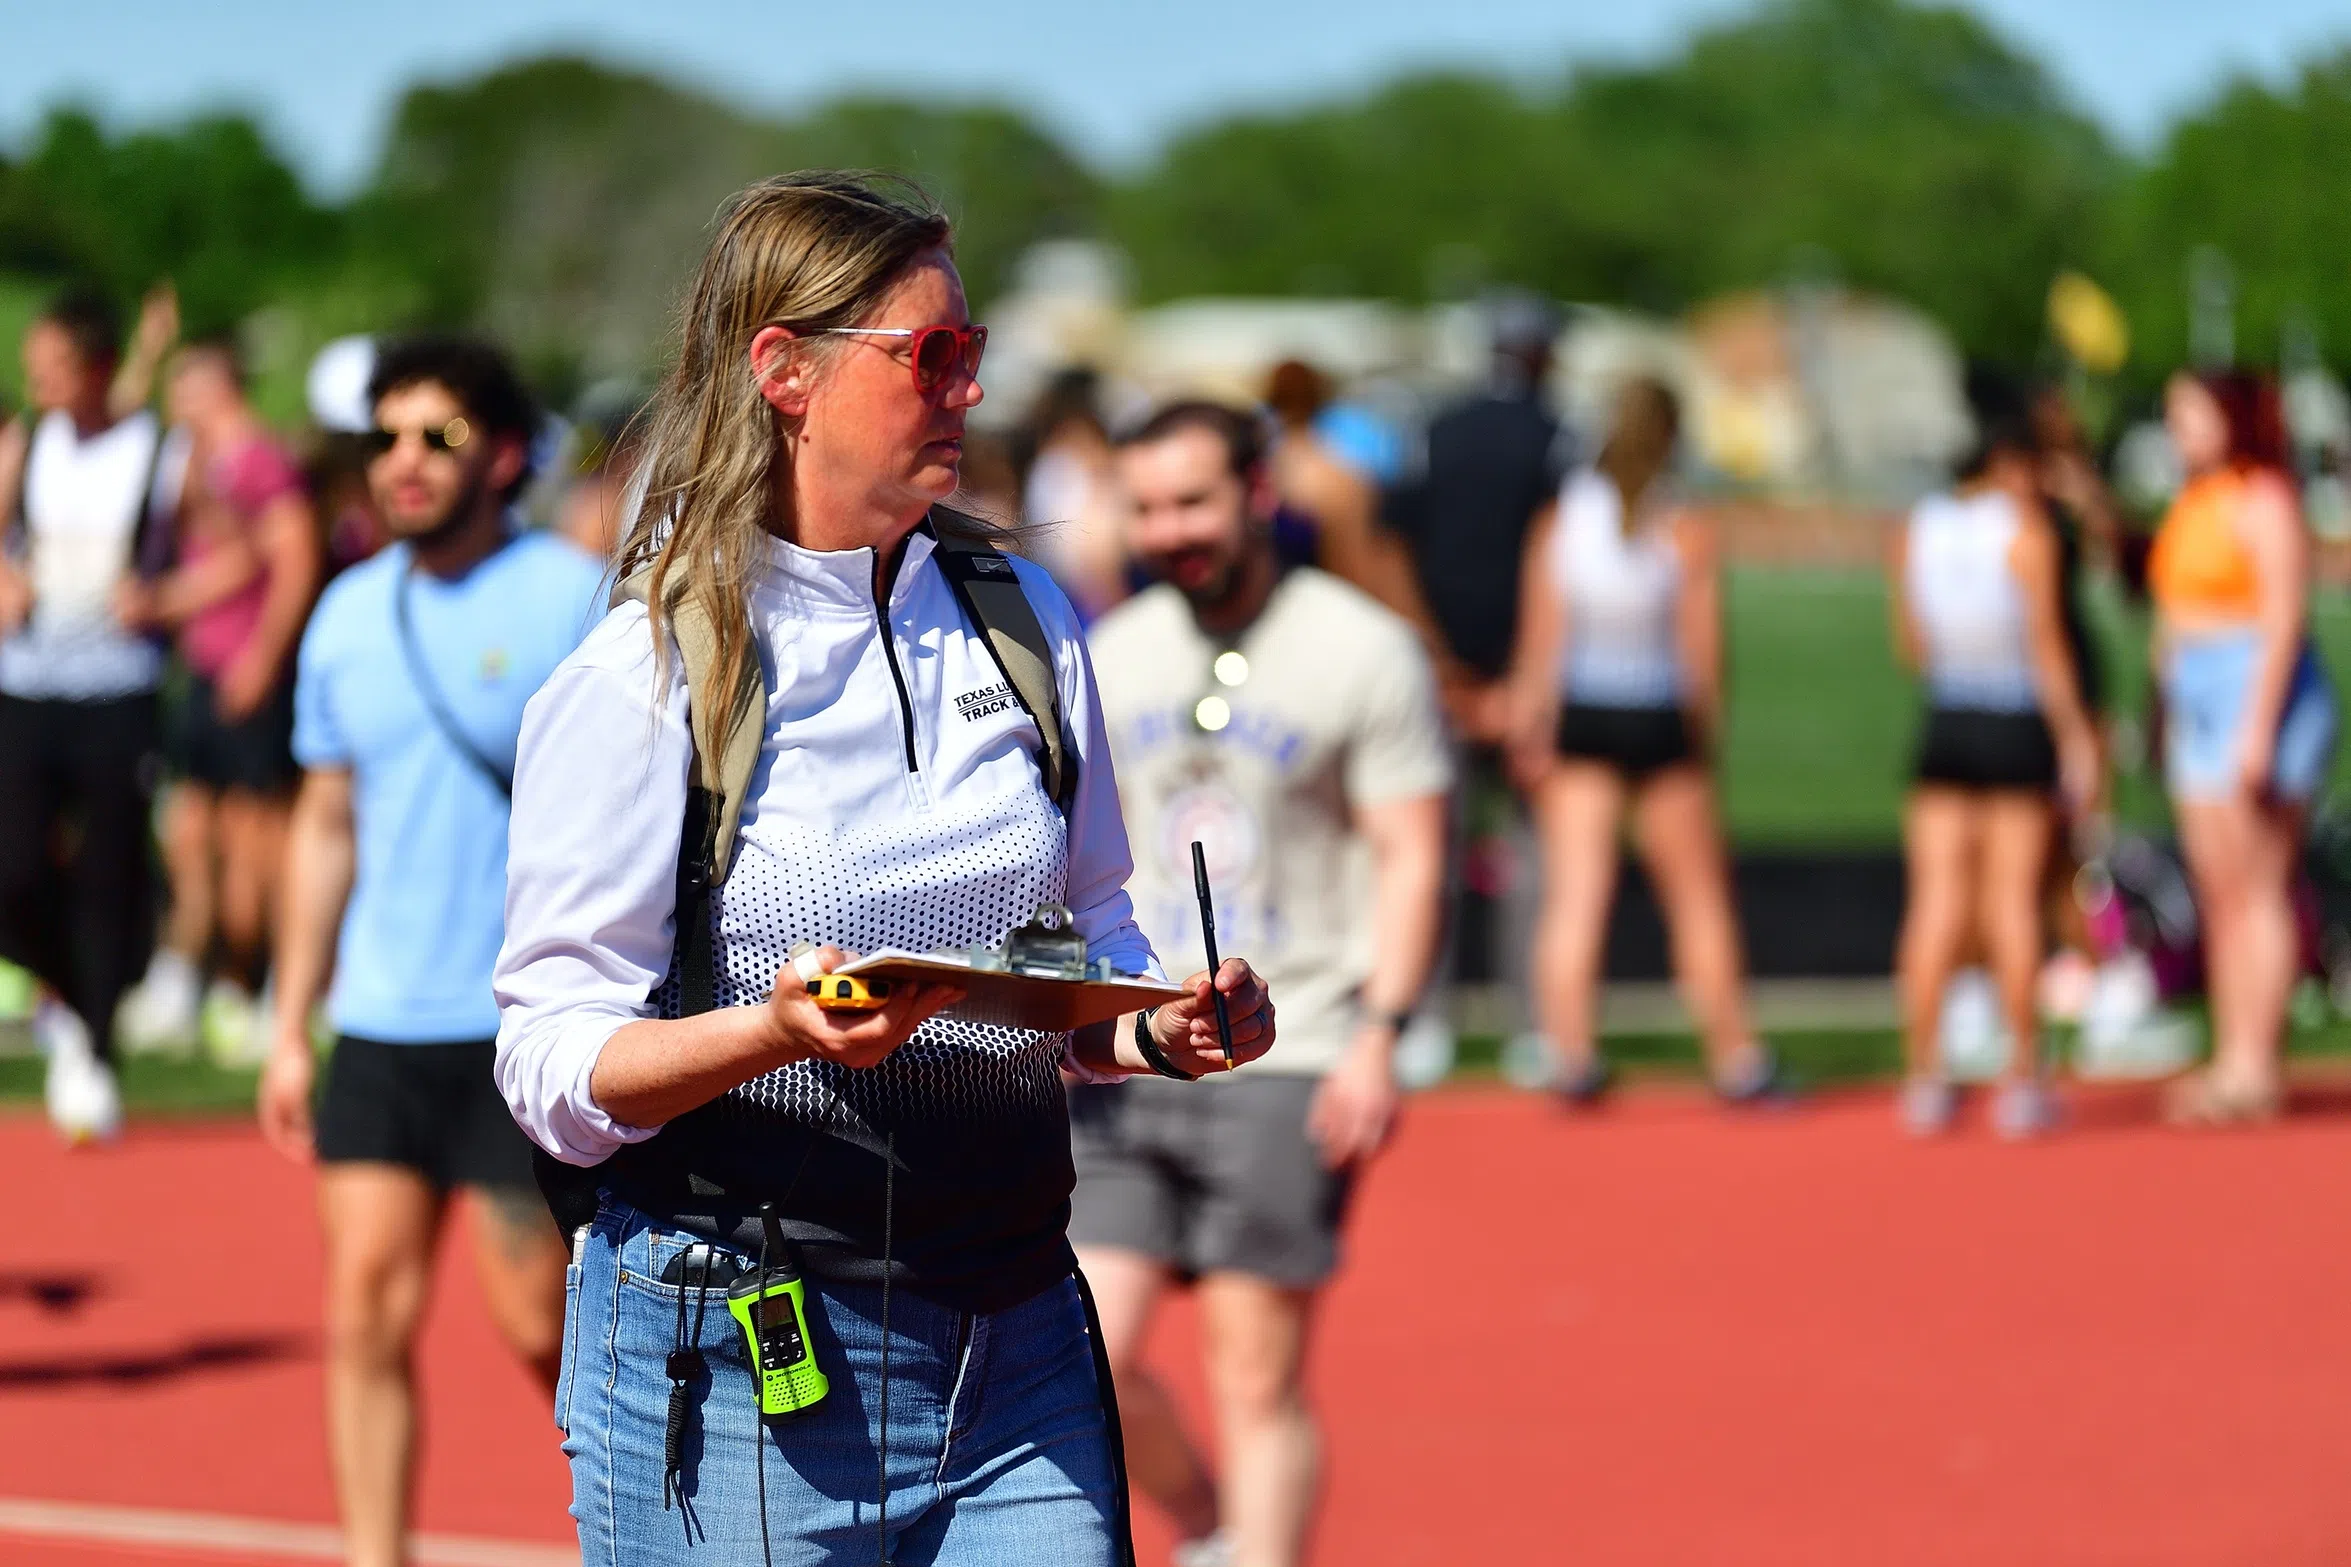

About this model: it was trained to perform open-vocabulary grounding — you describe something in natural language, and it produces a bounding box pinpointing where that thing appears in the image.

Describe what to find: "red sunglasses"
[813,323,987,393]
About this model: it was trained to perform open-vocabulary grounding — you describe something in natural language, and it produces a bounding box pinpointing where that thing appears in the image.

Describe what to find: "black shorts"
[1068,1075,1354,1289]
[314,1036,537,1192]
[165,673,296,794]
[1913,708,2057,792]
[1555,702,1698,781]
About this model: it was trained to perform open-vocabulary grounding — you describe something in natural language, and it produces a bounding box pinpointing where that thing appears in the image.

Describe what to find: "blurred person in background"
[255,336,602,1567]
[553,382,646,560]
[1263,358,1438,636]
[2029,382,2121,994]
[952,424,1024,521]
[0,287,174,1142]
[1889,370,2098,1137]
[1385,293,1572,735]
[1505,377,1779,1104]
[1080,400,1449,1567]
[1382,293,1574,1063]
[2150,370,2337,1124]
[1020,364,1132,619]
[311,434,392,574]
[116,335,322,1061]
[305,335,394,572]
[2033,382,2122,693]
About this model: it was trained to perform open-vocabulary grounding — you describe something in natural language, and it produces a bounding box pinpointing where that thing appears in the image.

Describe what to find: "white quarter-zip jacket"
[493,526,1155,1309]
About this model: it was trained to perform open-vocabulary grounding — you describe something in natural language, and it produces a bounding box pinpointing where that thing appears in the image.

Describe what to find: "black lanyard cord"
[755,1217,775,1567]
[876,1131,895,1566]
[662,1250,713,1540]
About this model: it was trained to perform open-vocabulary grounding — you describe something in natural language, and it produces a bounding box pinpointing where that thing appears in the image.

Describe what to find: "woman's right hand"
[2058,732,2105,817]
[1502,683,1557,792]
[256,1033,316,1163]
[2232,721,2278,801]
[760,946,963,1070]
[0,563,32,637]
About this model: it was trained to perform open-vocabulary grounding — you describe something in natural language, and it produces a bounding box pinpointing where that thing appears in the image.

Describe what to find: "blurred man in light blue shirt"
[258,334,602,1567]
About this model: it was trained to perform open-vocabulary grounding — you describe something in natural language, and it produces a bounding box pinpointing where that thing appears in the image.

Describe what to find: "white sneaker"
[2076,1010,2201,1081]
[38,1000,122,1145]
[1939,968,2012,1083]
[201,979,265,1069]
[1500,1030,1561,1090]
[1171,1533,1233,1567]
[1899,1076,1958,1137]
[1991,1079,2062,1140]
[118,949,202,1056]
[1393,1013,1457,1090]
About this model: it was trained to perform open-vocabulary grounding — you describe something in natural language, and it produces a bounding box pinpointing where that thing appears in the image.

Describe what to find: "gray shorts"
[1068,1073,1354,1289]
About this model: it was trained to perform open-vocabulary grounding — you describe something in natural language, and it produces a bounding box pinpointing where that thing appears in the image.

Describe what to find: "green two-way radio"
[727,1209,830,1418]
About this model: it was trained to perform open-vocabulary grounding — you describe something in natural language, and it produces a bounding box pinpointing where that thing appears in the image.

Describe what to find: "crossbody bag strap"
[394,558,513,798]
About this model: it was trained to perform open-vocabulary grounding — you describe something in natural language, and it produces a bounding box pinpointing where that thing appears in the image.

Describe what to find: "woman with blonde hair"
[493,173,1272,1564]
[2151,370,2337,1123]
[1507,375,1777,1103]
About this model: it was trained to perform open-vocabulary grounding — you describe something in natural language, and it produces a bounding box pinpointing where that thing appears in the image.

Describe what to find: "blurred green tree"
[358,57,1097,400]
[21,2,2351,414]
[1110,0,2116,360]
[2106,49,2351,375]
[0,106,339,335]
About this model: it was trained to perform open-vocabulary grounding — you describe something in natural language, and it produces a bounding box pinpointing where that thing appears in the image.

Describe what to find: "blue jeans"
[558,1199,1120,1565]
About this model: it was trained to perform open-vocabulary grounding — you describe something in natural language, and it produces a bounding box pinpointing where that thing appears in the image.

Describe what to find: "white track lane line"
[0,1496,576,1565]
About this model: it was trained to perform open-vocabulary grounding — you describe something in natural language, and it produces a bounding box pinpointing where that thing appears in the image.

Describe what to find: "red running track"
[3,1083,2350,1565]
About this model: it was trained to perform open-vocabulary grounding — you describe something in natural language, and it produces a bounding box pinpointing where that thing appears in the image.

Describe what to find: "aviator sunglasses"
[811,323,988,393]
[361,417,471,458]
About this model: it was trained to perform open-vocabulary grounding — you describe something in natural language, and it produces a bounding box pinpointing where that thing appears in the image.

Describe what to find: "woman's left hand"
[1152,958,1274,1075]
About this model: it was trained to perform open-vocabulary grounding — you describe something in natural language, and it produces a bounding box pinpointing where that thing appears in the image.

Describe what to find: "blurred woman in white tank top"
[1890,370,2098,1138]
[1505,377,1777,1104]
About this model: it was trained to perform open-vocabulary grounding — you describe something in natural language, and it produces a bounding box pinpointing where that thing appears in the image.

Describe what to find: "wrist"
[1132,1008,1197,1081]
[749,1000,811,1068]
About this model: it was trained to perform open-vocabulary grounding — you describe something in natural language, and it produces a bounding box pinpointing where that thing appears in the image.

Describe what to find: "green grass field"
[9,1003,2351,1118]
[1718,566,2351,845]
[0,1051,260,1115]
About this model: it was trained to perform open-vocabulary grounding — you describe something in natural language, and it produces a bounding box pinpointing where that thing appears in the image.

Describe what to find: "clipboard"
[834,950,1184,1033]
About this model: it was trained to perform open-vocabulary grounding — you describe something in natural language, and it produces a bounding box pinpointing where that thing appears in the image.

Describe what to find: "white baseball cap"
[305,335,377,434]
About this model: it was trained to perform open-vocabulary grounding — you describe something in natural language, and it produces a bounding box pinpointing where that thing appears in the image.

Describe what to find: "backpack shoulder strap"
[929,510,1078,814]
[129,414,175,579]
[614,565,768,892]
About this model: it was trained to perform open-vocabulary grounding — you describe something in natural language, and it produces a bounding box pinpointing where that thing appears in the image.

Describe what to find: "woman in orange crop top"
[2151,371,2337,1124]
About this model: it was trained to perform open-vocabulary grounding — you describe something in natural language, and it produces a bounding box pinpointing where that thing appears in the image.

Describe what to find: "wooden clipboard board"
[834,950,1184,1033]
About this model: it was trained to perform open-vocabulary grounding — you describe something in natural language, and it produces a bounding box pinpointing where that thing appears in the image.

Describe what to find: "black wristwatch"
[1132,1007,1197,1081]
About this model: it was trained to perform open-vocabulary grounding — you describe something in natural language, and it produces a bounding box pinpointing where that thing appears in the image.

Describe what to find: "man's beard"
[1168,549,1245,616]
[391,465,491,549]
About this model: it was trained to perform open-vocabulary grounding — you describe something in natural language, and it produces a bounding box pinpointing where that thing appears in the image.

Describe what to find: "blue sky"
[5,0,2348,194]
